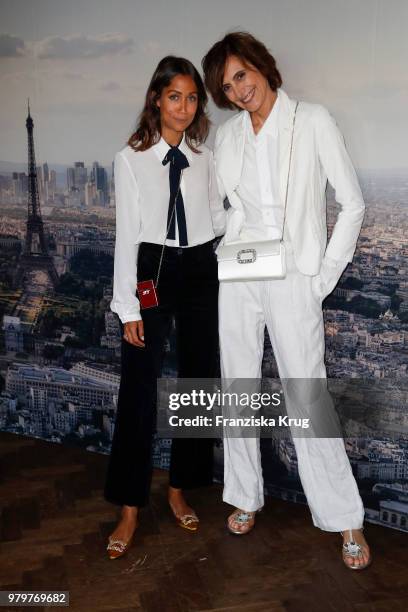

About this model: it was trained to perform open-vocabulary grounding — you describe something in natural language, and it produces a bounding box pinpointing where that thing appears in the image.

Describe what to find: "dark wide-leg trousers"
[104,240,219,507]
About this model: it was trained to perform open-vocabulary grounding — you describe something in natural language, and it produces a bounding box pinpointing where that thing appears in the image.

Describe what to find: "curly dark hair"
[128,56,209,153]
[202,31,282,110]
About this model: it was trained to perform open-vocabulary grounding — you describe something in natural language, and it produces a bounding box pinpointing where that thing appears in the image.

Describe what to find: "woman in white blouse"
[104,56,226,559]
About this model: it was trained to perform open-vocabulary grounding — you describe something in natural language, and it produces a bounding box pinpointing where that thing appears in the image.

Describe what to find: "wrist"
[121,315,142,324]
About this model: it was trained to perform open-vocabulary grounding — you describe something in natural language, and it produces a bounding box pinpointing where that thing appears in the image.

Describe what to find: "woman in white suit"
[202,31,371,570]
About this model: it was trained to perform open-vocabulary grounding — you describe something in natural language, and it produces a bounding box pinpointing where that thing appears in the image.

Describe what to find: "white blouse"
[238,89,283,241]
[110,134,226,323]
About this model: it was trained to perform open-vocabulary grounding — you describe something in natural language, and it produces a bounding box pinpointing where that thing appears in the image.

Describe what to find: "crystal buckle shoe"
[106,534,134,560]
[175,512,199,532]
[340,527,372,570]
[227,508,261,535]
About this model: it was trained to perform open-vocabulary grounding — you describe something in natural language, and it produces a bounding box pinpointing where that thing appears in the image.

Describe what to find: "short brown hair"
[202,31,282,110]
[128,56,209,153]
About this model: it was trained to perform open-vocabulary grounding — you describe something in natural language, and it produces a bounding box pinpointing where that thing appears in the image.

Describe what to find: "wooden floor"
[1,432,407,612]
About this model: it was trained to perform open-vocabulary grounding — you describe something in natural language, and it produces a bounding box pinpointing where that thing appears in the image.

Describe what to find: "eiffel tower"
[14,100,59,290]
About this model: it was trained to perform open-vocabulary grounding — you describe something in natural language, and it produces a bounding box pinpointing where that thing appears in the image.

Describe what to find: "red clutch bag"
[136,280,158,309]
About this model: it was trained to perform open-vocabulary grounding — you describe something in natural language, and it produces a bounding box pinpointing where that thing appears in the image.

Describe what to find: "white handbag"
[216,101,299,282]
[217,239,286,281]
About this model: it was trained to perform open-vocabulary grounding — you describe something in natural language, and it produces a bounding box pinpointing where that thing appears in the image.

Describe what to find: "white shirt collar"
[153,132,192,163]
[245,88,281,140]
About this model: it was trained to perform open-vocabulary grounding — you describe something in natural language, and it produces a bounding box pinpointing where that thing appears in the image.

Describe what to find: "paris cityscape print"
[0,101,407,533]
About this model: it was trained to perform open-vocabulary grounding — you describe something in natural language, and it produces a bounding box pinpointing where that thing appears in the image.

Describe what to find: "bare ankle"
[168,487,186,503]
[121,505,138,522]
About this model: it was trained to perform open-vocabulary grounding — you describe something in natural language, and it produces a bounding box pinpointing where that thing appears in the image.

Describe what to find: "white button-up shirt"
[110,134,225,323]
[237,90,283,241]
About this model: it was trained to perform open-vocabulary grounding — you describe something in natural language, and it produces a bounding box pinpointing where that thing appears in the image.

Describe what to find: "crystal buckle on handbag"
[237,248,257,264]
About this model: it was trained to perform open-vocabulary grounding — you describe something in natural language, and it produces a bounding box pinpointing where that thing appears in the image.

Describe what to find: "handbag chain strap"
[154,169,184,288]
[281,101,299,242]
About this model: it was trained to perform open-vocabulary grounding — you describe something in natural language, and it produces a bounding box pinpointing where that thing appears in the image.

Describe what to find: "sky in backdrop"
[1,0,407,170]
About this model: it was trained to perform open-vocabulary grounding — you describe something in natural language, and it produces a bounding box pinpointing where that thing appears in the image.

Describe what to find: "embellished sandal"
[227,508,261,535]
[175,512,200,532]
[106,533,135,560]
[340,527,372,570]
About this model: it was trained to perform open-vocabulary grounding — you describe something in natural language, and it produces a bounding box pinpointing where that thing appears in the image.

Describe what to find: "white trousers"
[219,246,365,531]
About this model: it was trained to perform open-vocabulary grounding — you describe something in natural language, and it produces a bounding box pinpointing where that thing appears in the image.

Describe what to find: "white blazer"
[213,88,365,278]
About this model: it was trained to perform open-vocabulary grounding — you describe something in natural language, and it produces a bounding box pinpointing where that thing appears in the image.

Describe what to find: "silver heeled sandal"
[227,508,262,535]
[340,527,372,570]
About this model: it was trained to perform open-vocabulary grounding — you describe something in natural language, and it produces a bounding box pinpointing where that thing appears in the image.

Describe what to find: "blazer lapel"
[232,112,246,190]
[217,112,246,203]
[277,89,298,207]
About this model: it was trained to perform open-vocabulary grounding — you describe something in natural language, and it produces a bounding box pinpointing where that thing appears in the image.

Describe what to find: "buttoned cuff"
[110,300,142,324]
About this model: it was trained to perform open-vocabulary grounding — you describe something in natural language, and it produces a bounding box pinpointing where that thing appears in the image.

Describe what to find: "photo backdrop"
[0,0,407,531]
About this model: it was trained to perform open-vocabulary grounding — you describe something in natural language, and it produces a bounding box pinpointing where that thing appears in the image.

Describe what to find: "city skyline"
[1,0,408,168]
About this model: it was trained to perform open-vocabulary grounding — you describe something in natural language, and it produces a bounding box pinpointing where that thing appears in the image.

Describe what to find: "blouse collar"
[153,132,193,164]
